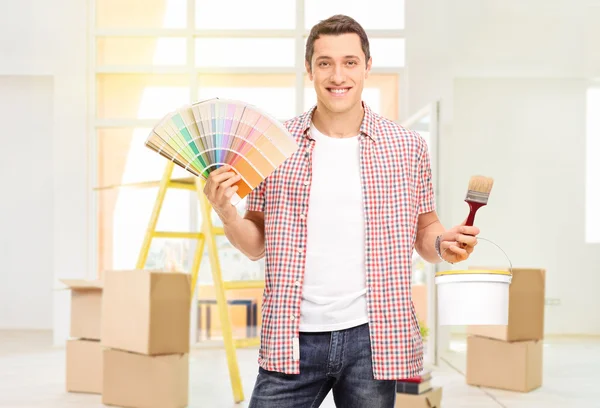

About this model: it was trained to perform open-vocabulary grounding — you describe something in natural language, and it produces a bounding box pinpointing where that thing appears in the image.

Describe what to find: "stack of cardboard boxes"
[63,279,104,394]
[64,270,192,408]
[466,267,546,392]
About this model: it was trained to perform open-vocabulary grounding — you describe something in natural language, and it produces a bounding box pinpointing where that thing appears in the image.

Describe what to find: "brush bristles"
[465,175,494,203]
[468,175,494,194]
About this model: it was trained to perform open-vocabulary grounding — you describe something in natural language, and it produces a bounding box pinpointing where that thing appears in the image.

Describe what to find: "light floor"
[0,331,598,407]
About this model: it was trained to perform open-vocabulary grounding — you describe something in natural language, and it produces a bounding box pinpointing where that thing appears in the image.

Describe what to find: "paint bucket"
[434,238,512,326]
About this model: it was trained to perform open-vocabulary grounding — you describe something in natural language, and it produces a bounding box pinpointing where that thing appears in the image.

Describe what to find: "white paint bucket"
[435,269,512,326]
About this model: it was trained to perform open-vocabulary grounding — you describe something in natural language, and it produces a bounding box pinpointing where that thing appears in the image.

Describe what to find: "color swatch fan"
[145,98,298,204]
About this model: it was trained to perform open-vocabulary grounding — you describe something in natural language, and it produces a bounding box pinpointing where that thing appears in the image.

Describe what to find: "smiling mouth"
[327,87,351,96]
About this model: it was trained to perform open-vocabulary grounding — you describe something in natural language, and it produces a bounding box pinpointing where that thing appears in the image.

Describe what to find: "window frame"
[88,0,407,276]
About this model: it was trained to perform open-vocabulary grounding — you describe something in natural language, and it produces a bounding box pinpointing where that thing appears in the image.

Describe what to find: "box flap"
[61,279,103,290]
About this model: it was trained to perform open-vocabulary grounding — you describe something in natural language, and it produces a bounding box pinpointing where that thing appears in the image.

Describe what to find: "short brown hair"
[305,14,370,72]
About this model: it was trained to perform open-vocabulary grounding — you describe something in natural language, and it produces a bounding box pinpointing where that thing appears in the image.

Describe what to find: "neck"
[311,100,364,138]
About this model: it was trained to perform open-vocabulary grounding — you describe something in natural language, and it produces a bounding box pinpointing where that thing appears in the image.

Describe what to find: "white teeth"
[330,88,348,94]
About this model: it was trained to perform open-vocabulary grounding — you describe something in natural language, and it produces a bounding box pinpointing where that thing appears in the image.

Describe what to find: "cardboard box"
[66,339,103,394]
[467,268,545,341]
[101,270,191,355]
[395,386,442,407]
[466,335,543,392]
[61,279,103,340]
[102,348,188,408]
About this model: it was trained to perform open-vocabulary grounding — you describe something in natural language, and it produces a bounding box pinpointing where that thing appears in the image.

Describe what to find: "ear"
[365,57,372,79]
[305,60,313,80]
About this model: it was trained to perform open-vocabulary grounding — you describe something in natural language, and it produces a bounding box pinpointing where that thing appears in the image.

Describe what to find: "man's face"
[306,33,371,115]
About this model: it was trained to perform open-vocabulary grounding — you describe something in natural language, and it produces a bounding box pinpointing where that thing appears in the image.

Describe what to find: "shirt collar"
[299,101,378,141]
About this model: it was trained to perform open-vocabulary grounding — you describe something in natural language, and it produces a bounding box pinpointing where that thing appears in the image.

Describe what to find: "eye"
[347,61,357,66]
[318,62,329,67]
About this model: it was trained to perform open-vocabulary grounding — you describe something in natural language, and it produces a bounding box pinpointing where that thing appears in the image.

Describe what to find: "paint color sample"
[145,98,299,199]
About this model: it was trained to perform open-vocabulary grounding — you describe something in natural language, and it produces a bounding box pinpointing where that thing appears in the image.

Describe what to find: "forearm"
[222,213,265,261]
[415,220,446,264]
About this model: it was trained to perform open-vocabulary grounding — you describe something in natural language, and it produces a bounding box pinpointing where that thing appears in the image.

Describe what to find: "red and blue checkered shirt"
[245,102,435,380]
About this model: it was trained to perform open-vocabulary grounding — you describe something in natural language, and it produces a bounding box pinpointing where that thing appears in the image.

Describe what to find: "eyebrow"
[315,55,361,61]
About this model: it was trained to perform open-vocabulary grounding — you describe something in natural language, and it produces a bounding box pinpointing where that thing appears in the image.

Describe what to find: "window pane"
[304,0,405,30]
[195,39,295,67]
[97,187,193,274]
[97,38,187,66]
[195,0,295,29]
[302,37,404,67]
[96,0,187,29]
[370,38,405,67]
[96,74,190,119]
[304,74,398,120]
[96,127,194,276]
[198,74,295,119]
[96,128,191,188]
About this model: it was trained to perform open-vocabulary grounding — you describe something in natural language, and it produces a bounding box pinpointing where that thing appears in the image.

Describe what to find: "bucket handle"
[446,236,513,275]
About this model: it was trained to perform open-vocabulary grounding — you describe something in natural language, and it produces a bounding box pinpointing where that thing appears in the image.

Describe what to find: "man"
[204,14,479,408]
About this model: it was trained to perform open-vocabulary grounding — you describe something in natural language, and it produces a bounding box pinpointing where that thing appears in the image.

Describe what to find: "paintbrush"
[464,175,494,227]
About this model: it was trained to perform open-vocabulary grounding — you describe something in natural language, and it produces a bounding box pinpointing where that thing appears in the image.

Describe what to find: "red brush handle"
[465,200,486,227]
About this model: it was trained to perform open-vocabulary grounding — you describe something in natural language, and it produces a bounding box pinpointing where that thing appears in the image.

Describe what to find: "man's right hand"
[203,165,241,225]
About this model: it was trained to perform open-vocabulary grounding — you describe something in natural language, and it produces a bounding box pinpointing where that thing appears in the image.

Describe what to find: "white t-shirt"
[299,122,368,332]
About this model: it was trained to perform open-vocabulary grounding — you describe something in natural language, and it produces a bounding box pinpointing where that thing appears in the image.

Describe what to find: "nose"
[330,65,346,84]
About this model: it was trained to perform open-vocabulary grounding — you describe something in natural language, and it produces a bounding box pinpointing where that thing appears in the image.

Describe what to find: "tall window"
[91,0,406,280]
[587,87,600,243]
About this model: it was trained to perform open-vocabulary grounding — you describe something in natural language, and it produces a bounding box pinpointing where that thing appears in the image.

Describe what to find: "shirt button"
[290,315,296,321]
[294,281,301,286]
[299,213,306,219]
[303,180,310,186]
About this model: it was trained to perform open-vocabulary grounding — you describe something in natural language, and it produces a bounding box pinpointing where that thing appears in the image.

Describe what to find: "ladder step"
[166,179,197,191]
[223,280,265,290]
[234,337,260,348]
[212,227,225,235]
[153,231,204,239]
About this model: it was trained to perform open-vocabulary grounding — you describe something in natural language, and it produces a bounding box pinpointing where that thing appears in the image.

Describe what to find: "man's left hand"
[438,223,480,264]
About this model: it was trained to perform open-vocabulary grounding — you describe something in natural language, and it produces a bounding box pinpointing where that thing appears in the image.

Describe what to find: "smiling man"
[203,14,480,408]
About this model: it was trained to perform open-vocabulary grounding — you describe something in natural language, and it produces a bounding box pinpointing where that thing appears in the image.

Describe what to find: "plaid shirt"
[245,102,435,380]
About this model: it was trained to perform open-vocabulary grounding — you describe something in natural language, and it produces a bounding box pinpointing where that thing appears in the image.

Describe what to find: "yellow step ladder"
[135,161,262,403]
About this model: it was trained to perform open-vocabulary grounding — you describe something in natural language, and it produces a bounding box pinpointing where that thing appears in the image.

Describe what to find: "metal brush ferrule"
[465,190,489,203]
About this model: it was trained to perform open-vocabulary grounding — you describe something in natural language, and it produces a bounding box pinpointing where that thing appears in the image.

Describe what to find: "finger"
[458,225,480,236]
[210,164,233,176]
[219,173,242,190]
[224,185,239,199]
[441,240,459,251]
[447,244,468,257]
[456,234,477,247]
[215,178,241,203]
[207,171,238,199]
[209,170,238,185]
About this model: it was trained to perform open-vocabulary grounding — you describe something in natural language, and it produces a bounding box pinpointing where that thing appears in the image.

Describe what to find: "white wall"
[0,0,89,340]
[0,76,54,329]
[405,0,600,336]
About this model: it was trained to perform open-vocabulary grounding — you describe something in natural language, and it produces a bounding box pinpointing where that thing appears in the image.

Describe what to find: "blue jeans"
[248,323,396,408]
